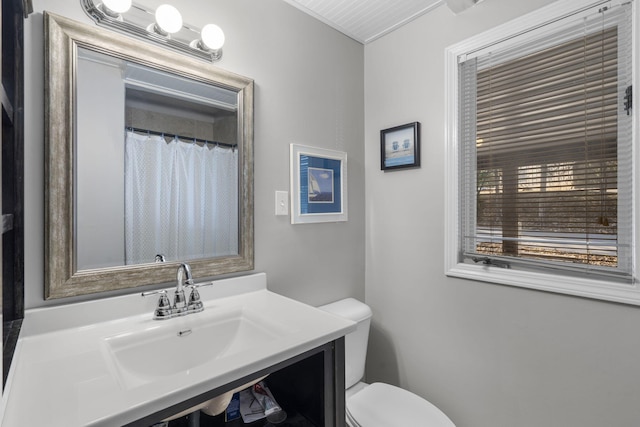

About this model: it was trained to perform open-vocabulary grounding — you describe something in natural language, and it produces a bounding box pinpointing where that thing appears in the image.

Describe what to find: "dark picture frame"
[380,122,421,170]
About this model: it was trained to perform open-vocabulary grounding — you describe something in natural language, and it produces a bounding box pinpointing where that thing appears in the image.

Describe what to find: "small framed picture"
[290,144,348,224]
[380,122,420,170]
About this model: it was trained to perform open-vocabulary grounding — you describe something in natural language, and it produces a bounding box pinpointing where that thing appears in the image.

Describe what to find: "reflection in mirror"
[45,12,254,299]
[76,48,239,270]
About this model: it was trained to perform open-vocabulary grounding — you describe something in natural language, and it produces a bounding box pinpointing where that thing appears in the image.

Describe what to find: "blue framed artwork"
[380,122,421,170]
[290,144,348,224]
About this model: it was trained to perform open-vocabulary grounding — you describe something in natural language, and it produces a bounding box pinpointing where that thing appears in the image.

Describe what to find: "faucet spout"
[174,263,193,315]
[176,263,193,291]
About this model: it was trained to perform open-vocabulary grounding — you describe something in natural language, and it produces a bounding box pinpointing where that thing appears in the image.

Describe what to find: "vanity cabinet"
[2,274,353,427]
[135,339,346,427]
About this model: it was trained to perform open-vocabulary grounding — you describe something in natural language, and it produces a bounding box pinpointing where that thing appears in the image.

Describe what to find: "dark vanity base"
[171,409,317,427]
[169,349,327,427]
[2,319,22,386]
[134,338,346,427]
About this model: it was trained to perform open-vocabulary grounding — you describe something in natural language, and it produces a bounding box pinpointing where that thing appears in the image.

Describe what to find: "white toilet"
[319,298,456,427]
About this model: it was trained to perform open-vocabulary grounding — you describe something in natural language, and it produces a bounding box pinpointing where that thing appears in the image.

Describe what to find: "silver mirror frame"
[44,12,254,299]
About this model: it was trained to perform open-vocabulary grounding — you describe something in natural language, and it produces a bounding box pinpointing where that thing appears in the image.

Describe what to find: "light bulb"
[102,0,132,14]
[155,4,183,34]
[200,24,225,50]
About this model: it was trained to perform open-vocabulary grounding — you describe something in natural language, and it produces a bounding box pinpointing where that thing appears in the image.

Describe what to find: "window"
[445,0,638,304]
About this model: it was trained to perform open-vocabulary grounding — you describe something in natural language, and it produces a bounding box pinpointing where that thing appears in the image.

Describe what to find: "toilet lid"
[346,383,455,427]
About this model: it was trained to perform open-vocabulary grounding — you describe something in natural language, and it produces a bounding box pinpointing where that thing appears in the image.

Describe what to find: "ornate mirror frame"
[44,12,254,299]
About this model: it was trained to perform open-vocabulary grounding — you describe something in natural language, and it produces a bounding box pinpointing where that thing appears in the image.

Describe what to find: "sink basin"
[103,306,282,389]
[4,273,357,427]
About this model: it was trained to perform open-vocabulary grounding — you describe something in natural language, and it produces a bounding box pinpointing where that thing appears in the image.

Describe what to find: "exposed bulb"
[155,4,183,34]
[200,24,225,50]
[101,0,131,17]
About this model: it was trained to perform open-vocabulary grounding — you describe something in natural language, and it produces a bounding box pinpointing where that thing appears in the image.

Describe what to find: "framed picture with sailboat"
[290,144,348,224]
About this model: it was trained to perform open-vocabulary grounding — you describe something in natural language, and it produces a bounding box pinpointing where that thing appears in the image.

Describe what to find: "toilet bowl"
[319,298,455,427]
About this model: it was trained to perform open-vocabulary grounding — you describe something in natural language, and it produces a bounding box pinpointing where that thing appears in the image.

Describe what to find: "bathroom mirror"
[44,12,254,299]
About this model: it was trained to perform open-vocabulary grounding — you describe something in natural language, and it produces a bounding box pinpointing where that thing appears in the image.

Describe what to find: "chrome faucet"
[142,262,206,320]
[174,263,193,315]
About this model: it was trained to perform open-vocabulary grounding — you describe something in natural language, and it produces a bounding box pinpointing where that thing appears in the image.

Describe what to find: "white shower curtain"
[124,131,238,265]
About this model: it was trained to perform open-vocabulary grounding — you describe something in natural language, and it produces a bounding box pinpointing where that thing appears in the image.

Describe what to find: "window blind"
[458,2,633,278]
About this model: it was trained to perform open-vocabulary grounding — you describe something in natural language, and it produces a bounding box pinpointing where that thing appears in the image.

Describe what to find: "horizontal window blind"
[459,2,633,278]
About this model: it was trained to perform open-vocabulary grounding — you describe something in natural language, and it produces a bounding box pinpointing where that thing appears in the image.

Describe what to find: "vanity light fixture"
[152,4,183,35]
[80,0,225,62]
[190,23,225,60]
[100,0,132,18]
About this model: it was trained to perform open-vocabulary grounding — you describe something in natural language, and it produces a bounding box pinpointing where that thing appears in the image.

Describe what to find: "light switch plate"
[275,191,289,216]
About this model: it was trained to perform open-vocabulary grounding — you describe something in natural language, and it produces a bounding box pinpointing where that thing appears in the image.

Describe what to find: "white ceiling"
[282,0,445,44]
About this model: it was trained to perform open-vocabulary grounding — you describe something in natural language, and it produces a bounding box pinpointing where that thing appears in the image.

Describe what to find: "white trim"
[362,1,445,44]
[444,39,461,280]
[450,0,619,60]
[280,0,445,45]
[447,262,640,305]
[459,0,626,62]
[444,0,640,305]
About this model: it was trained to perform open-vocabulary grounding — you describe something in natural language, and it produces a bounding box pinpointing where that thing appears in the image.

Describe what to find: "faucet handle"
[141,290,173,320]
[187,285,204,313]
[155,291,174,319]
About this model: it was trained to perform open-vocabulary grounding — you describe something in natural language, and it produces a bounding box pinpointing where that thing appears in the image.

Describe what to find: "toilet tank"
[319,298,372,389]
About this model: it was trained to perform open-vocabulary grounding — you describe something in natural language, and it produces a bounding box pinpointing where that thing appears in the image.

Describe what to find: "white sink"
[103,307,284,389]
[4,273,356,427]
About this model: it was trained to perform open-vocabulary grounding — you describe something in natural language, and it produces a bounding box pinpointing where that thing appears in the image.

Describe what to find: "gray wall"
[22,0,640,425]
[24,0,365,307]
[364,1,640,426]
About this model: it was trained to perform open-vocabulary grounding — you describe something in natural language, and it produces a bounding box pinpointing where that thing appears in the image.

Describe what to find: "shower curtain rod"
[126,127,237,149]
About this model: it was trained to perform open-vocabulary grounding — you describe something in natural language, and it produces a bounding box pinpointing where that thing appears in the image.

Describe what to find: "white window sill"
[446,262,640,305]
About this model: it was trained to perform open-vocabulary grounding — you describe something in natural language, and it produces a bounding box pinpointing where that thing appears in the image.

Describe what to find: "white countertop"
[1,273,354,426]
